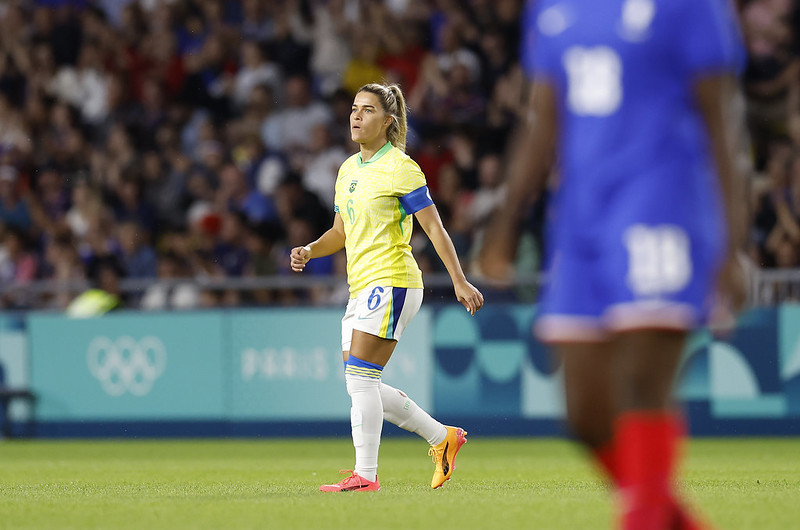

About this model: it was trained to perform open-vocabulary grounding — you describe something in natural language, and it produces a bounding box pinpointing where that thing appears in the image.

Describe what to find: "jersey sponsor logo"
[349,180,358,193]
[87,336,167,397]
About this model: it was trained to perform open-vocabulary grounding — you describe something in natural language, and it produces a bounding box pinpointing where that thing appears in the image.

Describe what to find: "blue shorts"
[534,221,725,343]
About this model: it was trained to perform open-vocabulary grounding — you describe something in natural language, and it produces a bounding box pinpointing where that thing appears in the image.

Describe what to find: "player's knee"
[620,374,674,410]
[565,409,612,449]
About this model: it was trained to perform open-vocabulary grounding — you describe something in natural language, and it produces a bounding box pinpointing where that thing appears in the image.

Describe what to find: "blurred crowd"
[0,0,798,311]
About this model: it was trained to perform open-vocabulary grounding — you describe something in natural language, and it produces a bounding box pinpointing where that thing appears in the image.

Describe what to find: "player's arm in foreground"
[415,204,484,315]
[478,81,557,283]
[694,74,748,312]
[290,213,345,272]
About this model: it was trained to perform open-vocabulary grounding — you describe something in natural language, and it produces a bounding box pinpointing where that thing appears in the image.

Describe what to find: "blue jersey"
[522,0,741,248]
[521,0,744,340]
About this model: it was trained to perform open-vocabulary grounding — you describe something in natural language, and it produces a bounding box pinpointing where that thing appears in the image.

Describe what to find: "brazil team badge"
[349,180,358,193]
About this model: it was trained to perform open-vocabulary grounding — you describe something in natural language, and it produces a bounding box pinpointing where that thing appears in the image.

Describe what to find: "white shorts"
[341,286,423,351]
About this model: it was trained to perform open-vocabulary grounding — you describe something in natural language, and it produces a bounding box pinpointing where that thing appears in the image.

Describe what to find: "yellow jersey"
[334,142,433,297]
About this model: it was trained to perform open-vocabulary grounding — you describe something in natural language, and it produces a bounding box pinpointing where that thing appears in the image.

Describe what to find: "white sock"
[346,373,383,482]
[380,382,447,446]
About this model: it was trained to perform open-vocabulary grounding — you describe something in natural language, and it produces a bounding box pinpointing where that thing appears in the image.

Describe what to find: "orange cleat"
[429,426,468,489]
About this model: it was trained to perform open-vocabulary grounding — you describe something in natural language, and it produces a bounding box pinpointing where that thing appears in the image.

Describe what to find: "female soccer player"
[481,0,747,528]
[291,82,484,492]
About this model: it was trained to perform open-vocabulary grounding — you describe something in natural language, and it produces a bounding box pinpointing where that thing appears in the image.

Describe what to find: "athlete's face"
[350,91,392,146]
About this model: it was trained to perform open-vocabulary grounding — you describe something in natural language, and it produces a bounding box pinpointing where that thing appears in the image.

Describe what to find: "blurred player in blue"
[480,0,747,528]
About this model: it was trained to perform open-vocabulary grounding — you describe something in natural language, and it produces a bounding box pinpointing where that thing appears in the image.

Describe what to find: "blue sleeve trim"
[334,205,340,213]
[398,185,434,214]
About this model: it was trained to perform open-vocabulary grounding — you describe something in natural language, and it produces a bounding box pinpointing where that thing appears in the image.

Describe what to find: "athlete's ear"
[384,115,393,127]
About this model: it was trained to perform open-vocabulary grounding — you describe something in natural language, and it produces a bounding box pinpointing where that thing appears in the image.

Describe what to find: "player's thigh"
[611,329,687,411]
[349,330,398,367]
[559,342,614,408]
[557,342,615,445]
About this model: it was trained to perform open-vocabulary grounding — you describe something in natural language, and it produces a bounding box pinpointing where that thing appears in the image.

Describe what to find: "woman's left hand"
[455,279,484,316]
[290,245,312,272]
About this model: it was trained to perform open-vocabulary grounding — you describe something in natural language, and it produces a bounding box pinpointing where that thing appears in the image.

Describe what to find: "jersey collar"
[357,141,393,168]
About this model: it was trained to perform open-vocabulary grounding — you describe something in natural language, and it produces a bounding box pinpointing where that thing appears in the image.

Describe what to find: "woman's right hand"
[454,279,485,316]
[711,252,749,332]
[290,245,311,272]
[719,253,748,305]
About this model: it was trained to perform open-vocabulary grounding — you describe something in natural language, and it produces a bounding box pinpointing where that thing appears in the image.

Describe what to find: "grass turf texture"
[1,438,798,530]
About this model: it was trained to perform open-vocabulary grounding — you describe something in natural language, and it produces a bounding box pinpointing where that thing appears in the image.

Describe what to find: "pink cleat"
[319,470,381,492]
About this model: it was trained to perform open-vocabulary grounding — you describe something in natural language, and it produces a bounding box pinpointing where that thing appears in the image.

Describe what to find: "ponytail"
[357,82,409,153]
[385,85,408,153]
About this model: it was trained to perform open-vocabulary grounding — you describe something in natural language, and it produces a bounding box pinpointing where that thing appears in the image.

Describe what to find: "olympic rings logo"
[87,336,167,397]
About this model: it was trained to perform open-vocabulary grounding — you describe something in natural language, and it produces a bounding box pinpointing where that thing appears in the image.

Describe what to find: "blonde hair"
[357,83,409,153]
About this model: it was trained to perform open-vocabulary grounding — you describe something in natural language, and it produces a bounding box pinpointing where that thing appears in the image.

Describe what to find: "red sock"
[616,411,676,530]
[592,417,705,530]
[591,443,619,484]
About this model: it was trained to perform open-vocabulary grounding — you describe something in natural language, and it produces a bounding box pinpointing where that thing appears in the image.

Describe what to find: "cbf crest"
[349,180,358,193]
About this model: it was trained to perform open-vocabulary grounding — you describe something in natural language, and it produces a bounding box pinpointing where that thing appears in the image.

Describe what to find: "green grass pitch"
[1,437,798,529]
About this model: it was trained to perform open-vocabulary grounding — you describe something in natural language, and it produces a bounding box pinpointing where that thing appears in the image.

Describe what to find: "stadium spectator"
[65,177,99,241]
[50,40,109,125]
[240,0,275,43]
[243,222,282,305]
[305,0,351,97]
[40,231,85,309]
[216,162,276,225]
[299,124,348,207]
[29,165,70,235]
[764,149,800,267]
[116,220,157,279]
[261,74,332,154]
[742,0,800,167]
[377,22,426,93]
[111,175,156,233]
[232,40,282,109]
[342,28,385,97]
[0,166,32,232]
[0,94,32,158]
[463,152,506,260]
[273,172,330,238]
[66,254,124,317]
[0,227,38,286]
[234,131,287,198]
[214,210,250,278]
[140,251,201,311]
